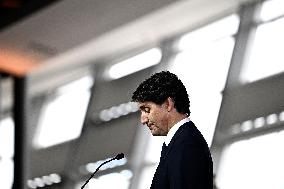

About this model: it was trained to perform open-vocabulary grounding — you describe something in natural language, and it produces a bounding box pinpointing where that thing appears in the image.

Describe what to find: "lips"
[148,122,154,126]
[147,123,154,130]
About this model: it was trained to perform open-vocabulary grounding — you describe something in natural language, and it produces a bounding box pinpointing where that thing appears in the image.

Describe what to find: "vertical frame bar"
[12,76,30,189]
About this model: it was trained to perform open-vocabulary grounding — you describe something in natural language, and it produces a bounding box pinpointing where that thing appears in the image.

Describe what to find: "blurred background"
[0,0,284,188]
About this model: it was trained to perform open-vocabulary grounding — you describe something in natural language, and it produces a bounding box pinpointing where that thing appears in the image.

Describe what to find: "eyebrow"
[139,105,145,110]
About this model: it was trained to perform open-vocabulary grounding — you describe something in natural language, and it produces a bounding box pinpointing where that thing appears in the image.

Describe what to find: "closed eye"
[140,106,150,113]
[144,107,150,113]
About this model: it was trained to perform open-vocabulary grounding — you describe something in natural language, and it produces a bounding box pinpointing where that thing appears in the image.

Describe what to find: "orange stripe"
[0,49,39,77]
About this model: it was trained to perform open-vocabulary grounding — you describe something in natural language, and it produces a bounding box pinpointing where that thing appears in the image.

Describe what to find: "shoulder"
[173,121,211,156]
[180,121,206,143]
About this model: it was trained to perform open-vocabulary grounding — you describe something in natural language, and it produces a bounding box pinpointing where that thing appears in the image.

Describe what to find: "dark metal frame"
[13,76,31,189]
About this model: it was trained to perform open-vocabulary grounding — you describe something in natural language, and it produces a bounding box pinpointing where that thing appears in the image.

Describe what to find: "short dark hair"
[132,71,190,115]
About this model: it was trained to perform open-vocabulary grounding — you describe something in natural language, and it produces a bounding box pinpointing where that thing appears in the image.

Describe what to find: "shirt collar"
[164,117,190,146]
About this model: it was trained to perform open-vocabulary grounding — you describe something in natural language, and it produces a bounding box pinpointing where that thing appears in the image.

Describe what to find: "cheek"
[151,111,164,123]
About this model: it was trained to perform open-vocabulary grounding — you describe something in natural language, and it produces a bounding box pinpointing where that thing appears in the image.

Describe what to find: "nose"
[140,112,148,125]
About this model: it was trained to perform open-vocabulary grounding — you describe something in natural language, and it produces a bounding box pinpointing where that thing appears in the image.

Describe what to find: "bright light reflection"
[260,0,284,22]
[0,117,14,158]
[0,159,13,189]
[34,76,93,148]
[108,48,162,79]
[138,165,158,189]
[254,117,265,128]
[0,117,14,189]
[86,157,127,172]
[217,130,284,189]
[280,111,284,121]
[144,136,165,163]
[178,14,239,50]
[241,17,284,83]
[77,171,131,189]
[120,170,133,179]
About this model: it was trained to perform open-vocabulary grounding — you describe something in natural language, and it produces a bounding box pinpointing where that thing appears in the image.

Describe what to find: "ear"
[165,97,175,112]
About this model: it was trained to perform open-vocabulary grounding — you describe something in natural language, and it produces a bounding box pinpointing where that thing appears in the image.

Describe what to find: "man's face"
[138,101,169,136]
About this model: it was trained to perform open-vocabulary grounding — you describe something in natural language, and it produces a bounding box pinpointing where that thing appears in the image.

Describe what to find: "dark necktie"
[161,142,168,157]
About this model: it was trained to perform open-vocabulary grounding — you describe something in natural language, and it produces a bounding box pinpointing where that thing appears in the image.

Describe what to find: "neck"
[167,113,188,132]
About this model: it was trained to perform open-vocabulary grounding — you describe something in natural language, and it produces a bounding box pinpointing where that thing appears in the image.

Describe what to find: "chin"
[150,127,166,136]
[151,131,159,136]
[152,132,165,136]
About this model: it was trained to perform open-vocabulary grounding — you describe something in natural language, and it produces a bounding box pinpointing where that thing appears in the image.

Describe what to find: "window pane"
[0,117,14,158]
[241,17,284,83]
[178,14,239,50]
[34,76,93,148]
[0,159,13,189]
[169,37,235,146]
[0,117,14,189]
[217,130,284,189]
[259,0,284,22]
[138,165,157,189]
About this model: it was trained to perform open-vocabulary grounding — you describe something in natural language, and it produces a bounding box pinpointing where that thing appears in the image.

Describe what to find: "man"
[132,71,213,189]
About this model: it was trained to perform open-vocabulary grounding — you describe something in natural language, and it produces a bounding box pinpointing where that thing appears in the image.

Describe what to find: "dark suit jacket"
[150,121,213,189]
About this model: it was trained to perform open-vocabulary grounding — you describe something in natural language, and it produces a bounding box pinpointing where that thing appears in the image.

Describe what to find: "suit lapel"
[163,121,191,158]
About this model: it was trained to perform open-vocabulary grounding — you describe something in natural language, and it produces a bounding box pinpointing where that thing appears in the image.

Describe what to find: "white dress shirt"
[164,117,190,146]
